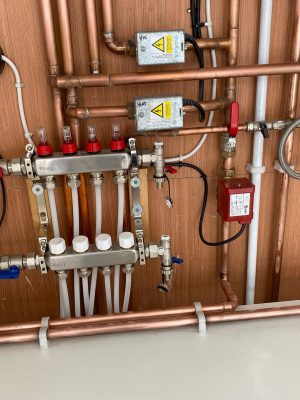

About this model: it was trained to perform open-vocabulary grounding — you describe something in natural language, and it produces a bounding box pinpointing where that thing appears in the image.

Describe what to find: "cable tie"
[24,132,33,139]
[15,82,24,88]
[39,316,50,350]
[203,21,212,27]
[193,302,206,334]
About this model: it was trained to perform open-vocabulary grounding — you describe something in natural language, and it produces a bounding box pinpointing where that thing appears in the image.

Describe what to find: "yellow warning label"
[164,101,172,119]
[152,36,173,53]
[165,35,173,53]
[151,102,172,119]
[152,37,165,52]
[151,103,164,118]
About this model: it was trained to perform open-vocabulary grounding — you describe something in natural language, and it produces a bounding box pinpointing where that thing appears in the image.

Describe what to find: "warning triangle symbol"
[152,37,165,52]
[151,103,164,118]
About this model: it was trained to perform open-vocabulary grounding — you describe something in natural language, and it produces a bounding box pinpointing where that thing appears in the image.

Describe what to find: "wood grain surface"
[0,0,300,323]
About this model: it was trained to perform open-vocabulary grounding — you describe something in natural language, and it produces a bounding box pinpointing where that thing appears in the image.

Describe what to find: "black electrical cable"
[166,161,246,246]
[0,179,7,226]
[188,0,205,101]
[183,98,205,122]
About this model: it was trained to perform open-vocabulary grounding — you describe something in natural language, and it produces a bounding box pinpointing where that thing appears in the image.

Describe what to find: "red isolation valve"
[61,126,77,155]
[228,101,239,137]
[86,125,101,153]
[217,177,255,224]
[0,167,4,179]
[37,128,52,157]
[110,124,125,151]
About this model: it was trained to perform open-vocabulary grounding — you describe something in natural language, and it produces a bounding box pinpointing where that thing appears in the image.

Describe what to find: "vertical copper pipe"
[272,0,300,301]
[219,0,240,307]
[39,0,64,134]
[84,0,101,74]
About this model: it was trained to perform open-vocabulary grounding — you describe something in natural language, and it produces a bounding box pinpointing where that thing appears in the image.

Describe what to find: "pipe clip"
[246,163,266,175]
[274,160,294,174]
[193,302,207,334]
[39,316,49,350]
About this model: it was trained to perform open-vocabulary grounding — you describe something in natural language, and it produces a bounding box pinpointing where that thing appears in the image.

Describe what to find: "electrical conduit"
[246,0,273,304]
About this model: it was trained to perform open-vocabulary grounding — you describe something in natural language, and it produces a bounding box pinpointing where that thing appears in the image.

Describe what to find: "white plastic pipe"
[246,0,273,304]
[48,188,60,238]
[61,278,71,318]
[82,276,90,316]
[1,55,35,147]
[88,185,102,316]
[72,187,81,317]
[165,0,217,163]
[122,272,132,313]
[104,273,113,314]
[59,279,65,319]
[114,182,125,313]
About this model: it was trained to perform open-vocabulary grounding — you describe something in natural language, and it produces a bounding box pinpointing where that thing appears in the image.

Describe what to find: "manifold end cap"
[95,234,112,251]
[119,232,135,249]
[72,235,89,253]
[49,238,66,255]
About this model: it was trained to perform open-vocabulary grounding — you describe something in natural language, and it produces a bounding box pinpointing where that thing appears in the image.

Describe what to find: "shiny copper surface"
[84,0,101,74]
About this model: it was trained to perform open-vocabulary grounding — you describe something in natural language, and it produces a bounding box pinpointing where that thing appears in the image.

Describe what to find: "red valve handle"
[228,101,239,137]
[165,166,177,174]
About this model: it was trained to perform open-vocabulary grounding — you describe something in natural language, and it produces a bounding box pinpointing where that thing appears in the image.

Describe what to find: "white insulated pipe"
[88,185,102,316]
[72,187,81,316]
[114,182,125,313]
[122,271,132,313]
[246,0,273,304]
[104,273,113,314]
[48,188,60,238]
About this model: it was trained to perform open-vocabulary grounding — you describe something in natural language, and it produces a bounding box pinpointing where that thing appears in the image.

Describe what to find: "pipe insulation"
[246,0,273,304]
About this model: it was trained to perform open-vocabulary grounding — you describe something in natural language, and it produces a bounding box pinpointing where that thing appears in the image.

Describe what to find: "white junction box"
[136,30,185,66]
[134,96,183,132]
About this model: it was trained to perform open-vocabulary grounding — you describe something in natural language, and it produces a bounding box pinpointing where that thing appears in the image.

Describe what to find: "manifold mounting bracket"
[129,138,146,265]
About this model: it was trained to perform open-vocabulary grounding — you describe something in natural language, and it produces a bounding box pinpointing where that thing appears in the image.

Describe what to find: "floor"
[1,302,300,399]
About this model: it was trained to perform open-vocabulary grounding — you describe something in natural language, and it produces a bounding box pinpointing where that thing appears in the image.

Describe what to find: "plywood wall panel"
[0,0,300,324]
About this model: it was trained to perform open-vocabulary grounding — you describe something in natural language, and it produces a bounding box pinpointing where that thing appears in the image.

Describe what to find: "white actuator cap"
[49,237,66,255]
[72,235,89,253]
[95,234,112,251]
[119,232,135,249]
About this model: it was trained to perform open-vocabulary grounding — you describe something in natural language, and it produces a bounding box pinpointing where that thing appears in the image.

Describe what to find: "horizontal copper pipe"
[0,303,232,333]
[66,98,230,119]
[135,124,248,137]
[52,63,300,88]
[2,304,300,344]
[187,38,231,50]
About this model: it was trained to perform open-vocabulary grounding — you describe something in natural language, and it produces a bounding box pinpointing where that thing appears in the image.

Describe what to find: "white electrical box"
[136,30,185,66]
[134,96,183,132]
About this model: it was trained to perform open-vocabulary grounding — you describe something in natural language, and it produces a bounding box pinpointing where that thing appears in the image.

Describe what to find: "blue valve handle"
[0,266,20,279]
[172,256,184,265]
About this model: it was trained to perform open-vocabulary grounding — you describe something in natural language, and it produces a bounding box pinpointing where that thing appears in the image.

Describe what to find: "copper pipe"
[101,0,130,54]
[52,63,300,89]
[134,124,248,137]
[187,38,231,50]
[66,98,230,119]
[0,303,232,333]
[218,0,240,309]
[272,0,300,301]
[57,0,74,75]
[2,304,300,344]
[39,0,65,134]
[84,0,101,74]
